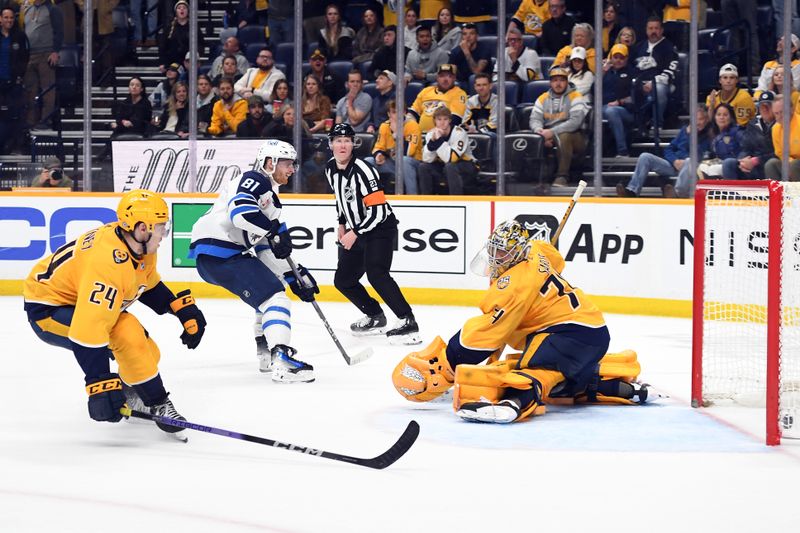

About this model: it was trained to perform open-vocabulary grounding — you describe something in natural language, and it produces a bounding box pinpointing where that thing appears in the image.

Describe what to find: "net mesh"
[700,183,800,439]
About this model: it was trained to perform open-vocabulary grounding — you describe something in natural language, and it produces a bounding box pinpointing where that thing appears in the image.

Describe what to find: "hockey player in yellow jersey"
[23,190,206,436]
[392,220,659,423]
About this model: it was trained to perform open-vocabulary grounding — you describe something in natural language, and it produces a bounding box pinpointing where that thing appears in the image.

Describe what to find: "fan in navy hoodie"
[631,16,679,128]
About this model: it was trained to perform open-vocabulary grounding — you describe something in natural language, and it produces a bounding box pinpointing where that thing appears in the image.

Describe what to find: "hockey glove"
[86,373,125,422]
[270,227,293,259]
[169,289,207,349]
[284,265,320,302]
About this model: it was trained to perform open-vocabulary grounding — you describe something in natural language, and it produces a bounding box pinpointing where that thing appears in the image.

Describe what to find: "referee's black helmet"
[328,122,356,140]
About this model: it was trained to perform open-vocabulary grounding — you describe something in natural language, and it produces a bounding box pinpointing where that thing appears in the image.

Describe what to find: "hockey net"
[692,180,800,445]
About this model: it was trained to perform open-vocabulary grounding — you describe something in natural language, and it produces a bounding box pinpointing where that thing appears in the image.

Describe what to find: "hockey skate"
[385,315,422,345]
[350,313,387,336]
[151,397,188,442]
[271,344,315,383]
[256,336,271,373]
[456,398,520,424]
[122,385,149,425]
[631,382,667,404]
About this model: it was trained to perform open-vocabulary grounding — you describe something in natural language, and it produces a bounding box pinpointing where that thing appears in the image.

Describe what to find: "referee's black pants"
[333,218,413,319]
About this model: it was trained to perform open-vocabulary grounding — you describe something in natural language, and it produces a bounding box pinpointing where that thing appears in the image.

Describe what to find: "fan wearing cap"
[408,63,468,134]
[404,26,450,84]
[566,46,595,98]
[449,22,492,86]
[236,95,273,138]
[149,62,180,111]
[367,70,397,133]
[494,26,542,82]
[371,25,398,81]
[157,0,199,75]
[755,34,800,98]
[601,43,635,157]
[720,90,777,180]
[31,157,74,189]
[509,0,551,38]
[706,63,756,127]
[529,65,589,187]
[630,16,678,128]
[308,48,345,102]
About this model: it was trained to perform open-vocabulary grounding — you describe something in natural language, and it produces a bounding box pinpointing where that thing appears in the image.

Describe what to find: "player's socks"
[350,312,387,336]
[386,315,422,345]
[270,344,314,383]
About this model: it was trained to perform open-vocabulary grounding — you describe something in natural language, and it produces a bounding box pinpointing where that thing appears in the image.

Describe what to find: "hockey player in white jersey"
[188,139,319,383]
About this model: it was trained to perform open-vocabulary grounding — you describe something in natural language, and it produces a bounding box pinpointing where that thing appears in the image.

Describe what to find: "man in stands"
[706,63,756,127]
[494,26,541,83]
[234,47,285,104]
[765,95,800,181]
[464,73,498,137]
[367,70,396,133]
[335,69,373,132]
[721,91,776,180]
[22,0,63,130]
[207,77,247,136]
[0,6,29,152]
[601,43,635,157]
[371,25,397,81]
[236,95,272,138]
[405,26,449,84]
[448,22,491,87]
[209,36,249,79]
[308,48,344,102]
[409,63,468,134]
[540,0,575,56]
[509,0,550,38]
[631,16,678,130]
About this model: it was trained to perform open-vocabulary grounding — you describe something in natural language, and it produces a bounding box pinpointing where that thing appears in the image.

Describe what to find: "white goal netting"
[699,182,800,440]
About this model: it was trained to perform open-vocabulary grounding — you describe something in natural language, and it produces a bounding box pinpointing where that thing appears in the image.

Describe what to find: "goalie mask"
[470,220,532,279]
[256,139,298,177]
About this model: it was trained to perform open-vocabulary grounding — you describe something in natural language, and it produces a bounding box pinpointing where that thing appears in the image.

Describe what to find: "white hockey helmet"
[256,139,298,176]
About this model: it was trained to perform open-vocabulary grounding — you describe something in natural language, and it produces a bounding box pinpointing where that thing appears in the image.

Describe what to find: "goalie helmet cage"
[692,180,800,445]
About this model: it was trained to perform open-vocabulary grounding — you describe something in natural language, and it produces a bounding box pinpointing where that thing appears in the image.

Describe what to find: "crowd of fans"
[1,0,799,194]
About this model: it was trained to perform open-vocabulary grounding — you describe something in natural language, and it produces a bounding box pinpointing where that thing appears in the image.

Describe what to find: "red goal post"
[691,180,800,445]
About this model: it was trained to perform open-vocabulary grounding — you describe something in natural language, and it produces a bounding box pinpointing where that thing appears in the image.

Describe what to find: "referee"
[325,123,421,345]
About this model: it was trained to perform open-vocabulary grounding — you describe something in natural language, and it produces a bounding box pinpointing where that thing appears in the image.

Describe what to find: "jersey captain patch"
[113,249,129,264]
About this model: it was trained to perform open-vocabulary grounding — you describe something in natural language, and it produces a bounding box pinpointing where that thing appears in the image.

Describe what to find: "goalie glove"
[86,373,125,422]
[169,289,207,349]
[283,265,320,302]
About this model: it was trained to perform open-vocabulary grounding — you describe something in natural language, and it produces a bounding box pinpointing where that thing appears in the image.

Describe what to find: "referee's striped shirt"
[325,156,393,234]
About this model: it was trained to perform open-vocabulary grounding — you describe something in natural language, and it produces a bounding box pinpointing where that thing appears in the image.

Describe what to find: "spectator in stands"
[131,0,159,46]
[301,73,333,133]
[663,0,707,29]
[529,66,589,187]
[74,0,117,75]
[617,106,711,198]
[352,8,383,65]
[567,47,595,99]
[268,0,294,43]
[308,48,345,102]
[405,26,449,84]
[540,0,575,56]
[376,0,410,28]
[367,69,396,133]
[721,0,759,77]
[614,26,637,51]
[335,69,372,132]
[371,25,397,80]
[601,1,622,55]
[403,7,421,52]
[631,16,678,130]
[366,100,423,194]
[317,4,354,62]
[601,43,635,157]
[765,95,800,180]
[432,7,461,53]
[773,0,798,46]
[763,67,800,109]
[207,77,247,136]
[510,0,550,38]
[409,63,468,134]
[111,76,152,137]
[179,51,201,84]
[448,22,491,87]
[209,36,249,80]
[0,6,29,152]
[494,26,542,83]
[695,103,744,185]
[555,23,597,73]
[302,0,327,43]
[721,91,776,180]
[196,74,218,133]
[418,0,448,26]
[234,0,268,28]
[31,156,73,189]
[418,104,479,195]
[706,64,756,127]
[266,79,292,120]
[212,55,243,87]
[158,1,196,75]
[22,0,63,130]
[155,80,189,138]
[236,95,272,138]
[150,63,179,112]
[464,73,497,137]
[262,104,310,143]
[756,35,800,96]
[235,47,285,103]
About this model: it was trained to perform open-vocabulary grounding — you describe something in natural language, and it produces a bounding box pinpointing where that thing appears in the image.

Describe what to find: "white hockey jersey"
[189,170,285,259]
[422,125,474,164]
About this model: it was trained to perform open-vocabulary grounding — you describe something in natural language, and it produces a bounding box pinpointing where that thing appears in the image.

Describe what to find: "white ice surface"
[2,296,800,533]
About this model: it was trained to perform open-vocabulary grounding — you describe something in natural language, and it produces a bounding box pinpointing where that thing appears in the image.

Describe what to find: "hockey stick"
[550,180,587,245]
[121,407,419,470]
[285,256,373,366]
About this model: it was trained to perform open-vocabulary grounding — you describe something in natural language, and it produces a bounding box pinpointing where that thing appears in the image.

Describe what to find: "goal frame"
[691,179,783,445]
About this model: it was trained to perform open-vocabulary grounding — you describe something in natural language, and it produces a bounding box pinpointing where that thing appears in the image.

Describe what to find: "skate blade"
[388,332,423,346]
[351,328,387,337]
[271,370,315,384]
[166,431,189,443]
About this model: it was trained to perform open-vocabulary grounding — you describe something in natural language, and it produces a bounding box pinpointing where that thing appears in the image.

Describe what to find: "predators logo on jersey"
[497,276,510,290]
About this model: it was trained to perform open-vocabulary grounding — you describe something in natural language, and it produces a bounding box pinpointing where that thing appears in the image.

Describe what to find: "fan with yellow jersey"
[392,220,664,424]
[22,190,206,437]
[408,64,468,133]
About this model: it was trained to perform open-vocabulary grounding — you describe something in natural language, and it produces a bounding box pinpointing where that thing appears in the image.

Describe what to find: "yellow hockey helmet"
[486,220,531,278]
[117,189,169,232]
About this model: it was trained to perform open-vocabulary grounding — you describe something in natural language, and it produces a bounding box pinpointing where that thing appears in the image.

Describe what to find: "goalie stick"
[286,256,373,366]
[551,180,587,245]
[121,407,419,469]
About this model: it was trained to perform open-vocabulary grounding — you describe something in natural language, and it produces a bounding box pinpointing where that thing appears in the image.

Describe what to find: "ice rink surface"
[2,295,799,533]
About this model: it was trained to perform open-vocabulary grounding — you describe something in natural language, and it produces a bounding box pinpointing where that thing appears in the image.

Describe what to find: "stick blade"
[360,420,420,470]
[346,346,374,366]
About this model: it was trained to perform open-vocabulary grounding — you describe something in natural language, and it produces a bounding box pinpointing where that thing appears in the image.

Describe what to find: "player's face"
[273,159,296,184]
[331,136,354,162]
[719,73,737,91]
[144,222,169,252]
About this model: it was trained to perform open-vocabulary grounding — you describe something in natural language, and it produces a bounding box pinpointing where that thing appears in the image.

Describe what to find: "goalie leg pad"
[109,313,162,385]
[598,350,641,381]
[392,336,455,402]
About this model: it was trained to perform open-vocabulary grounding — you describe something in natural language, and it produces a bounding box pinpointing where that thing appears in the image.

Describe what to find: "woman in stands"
[100,77,153,160]
[352,8,384,65]
[301,74,333,133]
[156,81,190,138]
[158,0,196,74]
[567,47,595,99]
[432,7,461,53]
[317,4,355,62]
[602,1,622,55]
[695,103,744,182]
[761,65,800,110]
[614,26,637,51]
[266,79,293,120]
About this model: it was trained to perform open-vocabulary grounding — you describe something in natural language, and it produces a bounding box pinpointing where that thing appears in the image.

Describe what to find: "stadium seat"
[504,106,518,132]
[539,56,555,78]
[698,50,718,95]
[150,131,181,140]
[516,105,534,131]
[275,42,295,73]
[495,80,519,106]
[56,46,81,108]
[328,61,355,83]
[521,80,550,105]
[237,25,268,48]
[663,21,689,52]
[359,60,373,81]
[362,82,378,99]
[352,133,375,159]
[477,35,498,55]
[522,35,537,51]
[468,133,493,163]
[405,82,424,106]
[245,42,266,65]
[705,9,722,29]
